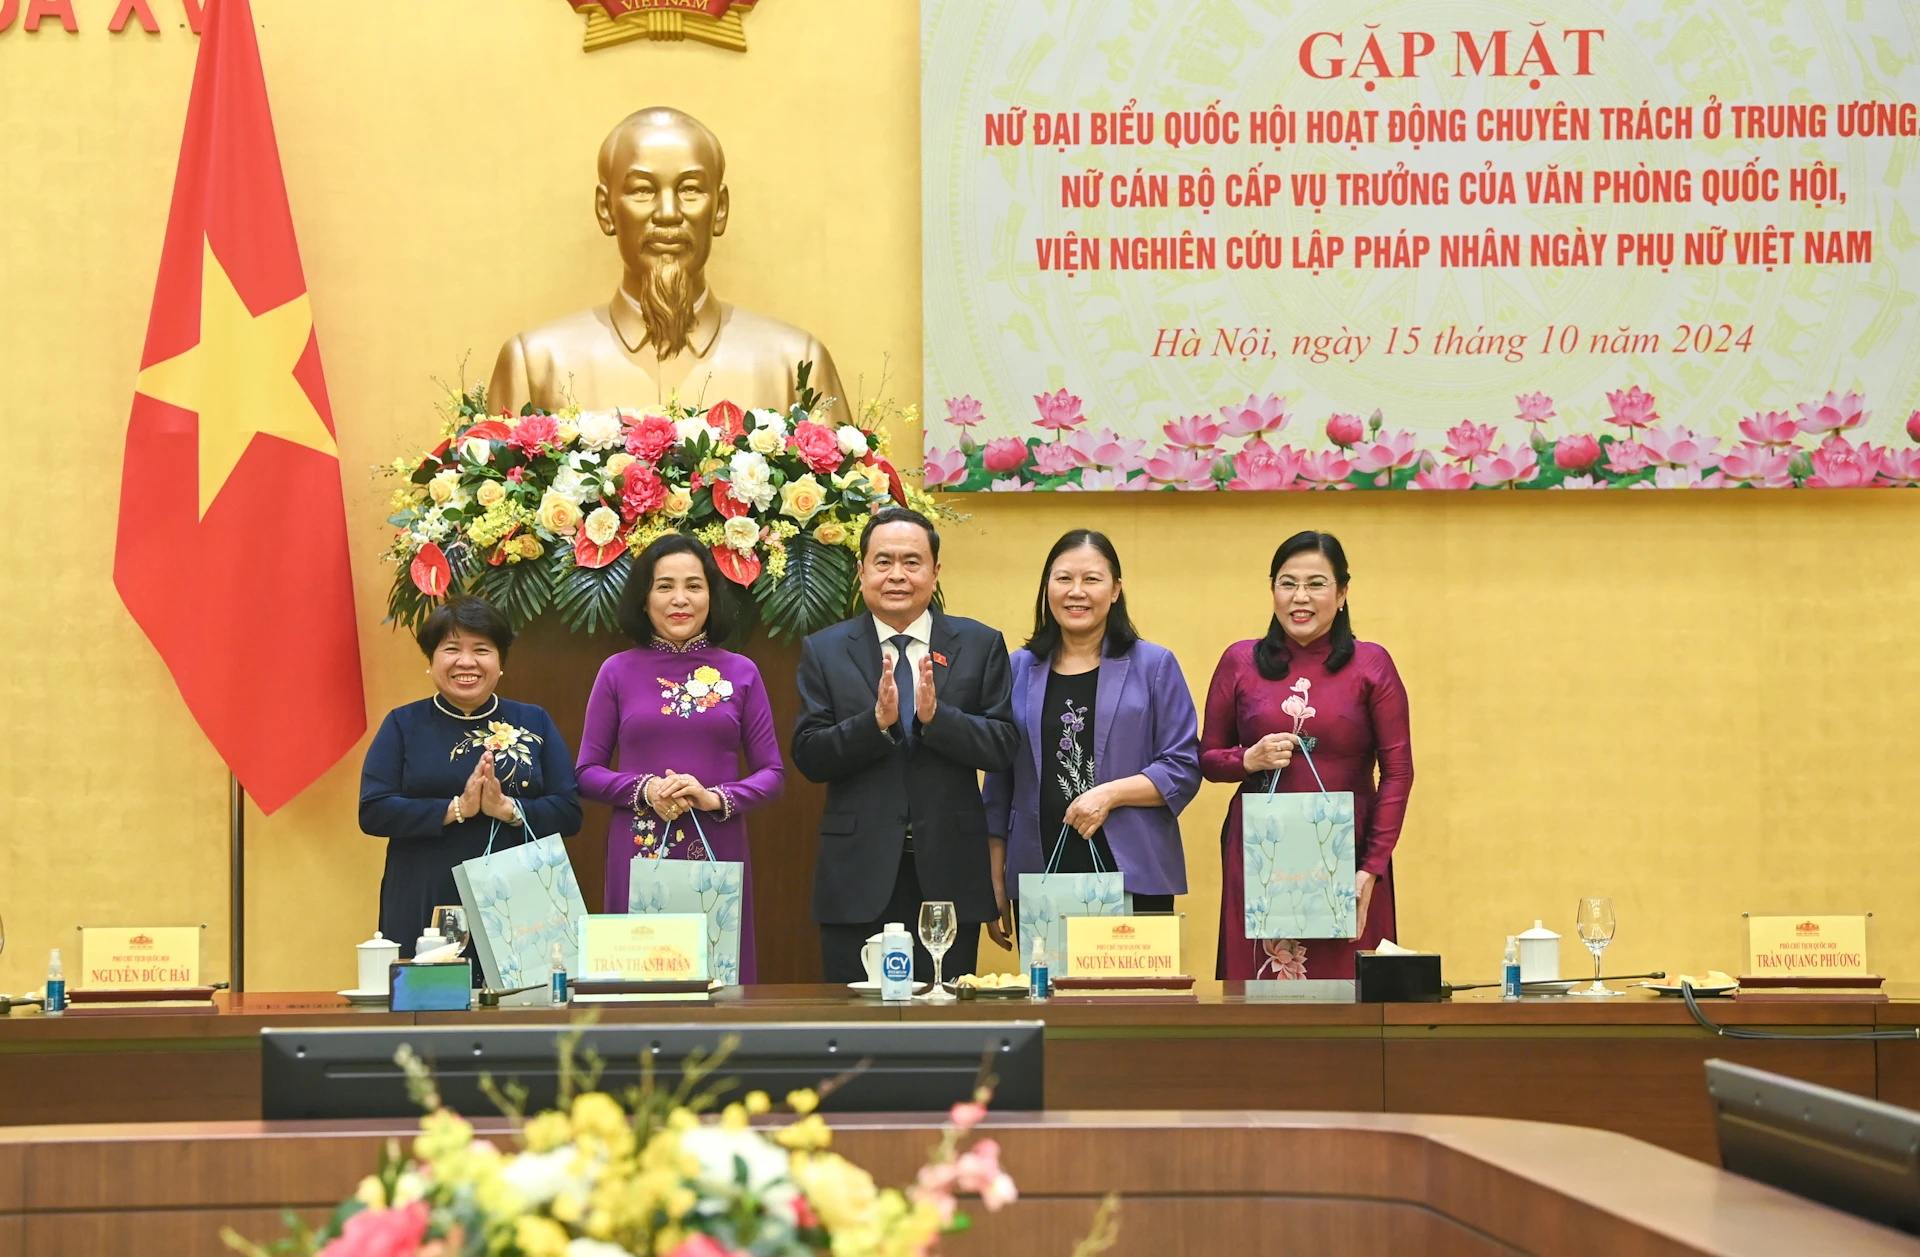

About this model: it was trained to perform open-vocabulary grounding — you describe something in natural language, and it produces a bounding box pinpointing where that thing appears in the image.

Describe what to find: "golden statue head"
[594,107,731,357]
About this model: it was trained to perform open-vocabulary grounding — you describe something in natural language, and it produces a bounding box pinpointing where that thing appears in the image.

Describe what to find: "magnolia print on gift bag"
[629,814,746,985]
[453,829,588,990]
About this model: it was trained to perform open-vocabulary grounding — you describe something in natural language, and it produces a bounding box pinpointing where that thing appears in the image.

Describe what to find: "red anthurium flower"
[711,481,751,518]
[707,400,746,442]
[463,419,511,442]
[409,543,451,596]
[573,528,626,570]
[712,546,762,587]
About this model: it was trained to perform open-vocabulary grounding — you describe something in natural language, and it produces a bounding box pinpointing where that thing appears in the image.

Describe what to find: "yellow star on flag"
[135,239,338,518]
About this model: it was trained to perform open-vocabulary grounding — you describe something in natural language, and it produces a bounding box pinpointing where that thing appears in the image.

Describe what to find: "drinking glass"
[1575,897,1619,996]
[919,901,958,1002]
[431,905,470,954]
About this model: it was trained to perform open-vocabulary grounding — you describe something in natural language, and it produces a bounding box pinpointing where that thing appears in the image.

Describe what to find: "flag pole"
[228,772,245,993]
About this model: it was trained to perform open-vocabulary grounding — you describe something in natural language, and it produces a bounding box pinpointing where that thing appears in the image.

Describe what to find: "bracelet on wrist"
[452,796,464,824]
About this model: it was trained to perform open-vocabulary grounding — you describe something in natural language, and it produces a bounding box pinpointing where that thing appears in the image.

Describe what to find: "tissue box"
[389,961,473,1012]
[1356,951,1442,1003]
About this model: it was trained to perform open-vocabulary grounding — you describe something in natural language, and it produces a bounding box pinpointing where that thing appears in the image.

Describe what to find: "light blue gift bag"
[627,811,744,986]
[452,818,588,992]
[1017,824,1131,962]
[1242,742,1358,941]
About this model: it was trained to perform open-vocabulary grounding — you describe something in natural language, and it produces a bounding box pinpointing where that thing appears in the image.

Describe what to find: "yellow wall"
[1,0,1913,995]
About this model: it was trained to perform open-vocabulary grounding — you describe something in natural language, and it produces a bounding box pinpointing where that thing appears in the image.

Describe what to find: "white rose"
[685,679,710,698]
[714,680,734,699]
[583,506,621,547]
[727,451,776,511]
[461,436,493,464]
[674,417,719,446]
[722,515,761,552]
[747,425,785,456]
[550,466,592,505]
[574,411,623,451]
[750,408,787,433]
[836,425,870,457]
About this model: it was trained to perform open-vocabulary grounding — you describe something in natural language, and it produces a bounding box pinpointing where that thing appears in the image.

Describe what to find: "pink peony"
[789,420,844,475]
[980,437,1029,474]
[1217,393,1291,438]
[945,395,985,428]
[626,413,678,462]
[1162,413,1225,450]
[985,478,1035,491]
[1470,443,1540,487]
[506,414,562,456]
[1443,421,1498,463]
[1226,439,1305,490]
[1032,388,1087,432]
[1142,446,1219,490]
[1907,410,1920,443]
[1603,440,1655,475]
[1738,410,1799,447]
[1719,443,1794,487]
[1796,389,1868,435]
[1410,463,1473,490]
[1514,391,1556,424]
[1877,446,1920,486]
[1350,429,1418,475]
[1806,435,1880,488]
[921,446,969,489]
[620,463,666,520]
[1604,385,1660,430]
[1640,423,1721,469]
[316,1201,429,1257]
[1550,475,1608,490]
[1298,448,1355,488]
[1553,434,1602,472]
[1029,441,1080,477]
[1066,427,1148,470]
[1324,413,1365,448]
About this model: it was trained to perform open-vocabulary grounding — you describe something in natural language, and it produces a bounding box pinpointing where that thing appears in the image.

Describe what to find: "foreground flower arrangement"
[222,1031,1114,1257]
[383,365,943,640]
[926,386,1920,492]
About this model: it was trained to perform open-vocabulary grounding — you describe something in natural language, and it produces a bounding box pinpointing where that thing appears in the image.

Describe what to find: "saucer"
[847,980,930,996]
[337,988,390,1006]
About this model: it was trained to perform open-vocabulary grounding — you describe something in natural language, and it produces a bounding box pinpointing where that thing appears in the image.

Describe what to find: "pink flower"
[507,414,562,456]
[1796,389,1868,435]
[980,1172,1019,1210]
[921,446,968,488]
[1553,434,1601,472]
[1324,413,1365,448]
[1066,427,1148,470]
[985,478,1035,491]
[1260,938,1309,979]
[1738,410,1799,447]
[1032,388,1087,432]
[1143,446,1219,490]
[1549,475,1609,490]
[1443,421,1498,463]
[980,437,1028,474]
[626,413,677,462]
[1162,413,1225,450]
[1514,392,1557,424]
[789,420,844,475]
[1409,463,1473,490]
[1226,439,1305,490]
[1719,443,1794,487]
[1877,446,1920,486]
[945,395,985,428]
[954,1139,1003,1191]
[1029,441,1080,477]
[1640,423,1722,469]
[1298,448,1355,489]
[1217,393,1291,438]
[1605,385,1660,430]
[1603,440,1655,475]
[1907,410,1920,443]
[950,1100,988,1130]
[620,463,666,520]
[1630,466,1726,489]
[664,1236,737,1257]
[1350,429,1418,475]
[1066,467,1145,491]
[1470,443,1540,487]
[316,1202,428,1257]
[1806,435,1880,488]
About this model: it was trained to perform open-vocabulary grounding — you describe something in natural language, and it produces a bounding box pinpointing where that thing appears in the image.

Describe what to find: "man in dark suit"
[792,507,1018,983]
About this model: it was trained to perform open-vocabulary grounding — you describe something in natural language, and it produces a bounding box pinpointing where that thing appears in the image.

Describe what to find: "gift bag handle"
[483,800,537,859]
[1266,735,1331,799]
[1043,822,1111,876]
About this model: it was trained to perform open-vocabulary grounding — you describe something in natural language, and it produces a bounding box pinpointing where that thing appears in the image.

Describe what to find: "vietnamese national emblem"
[565,0,763,54]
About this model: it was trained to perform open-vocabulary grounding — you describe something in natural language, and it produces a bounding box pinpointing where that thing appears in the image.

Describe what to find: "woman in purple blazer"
[983,530,1201,947]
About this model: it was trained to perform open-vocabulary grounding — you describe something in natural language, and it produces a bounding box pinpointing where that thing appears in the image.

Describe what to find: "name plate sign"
[1064,916,1181,977]
[577,913,708,982]
[78,926,201,989]
[1746,915,1870,977]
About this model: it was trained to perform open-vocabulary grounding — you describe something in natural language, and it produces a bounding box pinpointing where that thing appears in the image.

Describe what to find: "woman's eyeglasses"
[1274,578,1335,593]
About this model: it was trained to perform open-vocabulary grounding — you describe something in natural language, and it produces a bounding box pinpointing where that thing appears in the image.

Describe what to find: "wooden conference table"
[4,981,1920,1165]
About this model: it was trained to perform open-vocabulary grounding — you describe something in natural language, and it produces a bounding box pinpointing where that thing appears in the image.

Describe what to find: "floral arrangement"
[382,364,947,640]
[221,1030,1118,1257]
[925,385,1920,492]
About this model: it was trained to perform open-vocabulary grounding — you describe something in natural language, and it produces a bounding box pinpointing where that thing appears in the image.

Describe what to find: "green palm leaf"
[553,553,632,635]
[474,556,556,629]
[753,533,855,642]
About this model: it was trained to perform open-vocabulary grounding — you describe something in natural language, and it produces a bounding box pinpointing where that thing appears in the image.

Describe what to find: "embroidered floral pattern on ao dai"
[659,665,735,718]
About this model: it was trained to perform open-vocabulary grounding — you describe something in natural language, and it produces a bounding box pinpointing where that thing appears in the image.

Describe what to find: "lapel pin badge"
[932,651,949,667]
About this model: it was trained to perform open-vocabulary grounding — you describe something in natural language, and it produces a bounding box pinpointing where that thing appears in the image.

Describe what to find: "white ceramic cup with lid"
[1516,921,1561,983]
[356,931,400,993]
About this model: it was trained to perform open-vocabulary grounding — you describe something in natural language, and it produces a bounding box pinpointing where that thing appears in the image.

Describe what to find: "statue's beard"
[634,246,698,357]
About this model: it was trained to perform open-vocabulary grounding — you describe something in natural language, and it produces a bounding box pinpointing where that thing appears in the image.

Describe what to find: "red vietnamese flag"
[115,0,364,813]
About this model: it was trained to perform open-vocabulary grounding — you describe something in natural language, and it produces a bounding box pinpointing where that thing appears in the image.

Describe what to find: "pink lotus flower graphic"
[1605,385,1660,430]
[1470,443,1540,487]
[1218,393,1291,438]
[981,436,1029,474]
[1032,388,1087,432]
[1065,468,1147,491]
[1806,435,1880,488]
[1632,466,1726,489]
[1162,414,1225,451]
[1796,390,1868,435]
[1351,430,1418,476]
[921,446,968,488]
[1410,463,1473,490]
[1738,410,1798,447]
[1515,392,1557,424]
[1298,448,1355,489]
[1640,424,1722,469]
[1907,410,1920,443]
[1443,421,1498,463]
[985,478,1036,491]
[1324,413,1365,448]
[944,395,985,428]
[1550,475,1609,490]
[1553,434,1601,472]
[1877,446,1920,486]
[1066,427,1148,470]
[1143,446,1219,490]
[1029,441,1080,477]
[1227,439,1305,490]
[1719,443,1794,487]
[1603,440,1655,475]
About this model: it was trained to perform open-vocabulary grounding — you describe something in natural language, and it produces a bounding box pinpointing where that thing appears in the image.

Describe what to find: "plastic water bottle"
[1028,934,1051,1001]
[414,926,444,960]
[44,948,66,1014]
[879,921,914,1001]
[549,941,568,1006]
[1501,935,1522,1002]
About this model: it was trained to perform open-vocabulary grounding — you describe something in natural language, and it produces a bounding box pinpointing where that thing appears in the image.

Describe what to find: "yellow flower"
[515,1215,570,1257]
[813,519,848,547]
[779,473,828,524]
[774,1112,832,1151]
[653,1225,686,1256]
[503,534,545,563]
[748,424,784,456]
[605,453,636,480]
[536,491,582,536]
[427,469,460,505]
[523,1111,573,1153]
[698,456,726,478]
[556,420,579,445]
[720,1102,749,1131]
[722,515,760,553]
[789,1151,879,1232]
[667,1108,699,1133]
[744,1091,771,1115]
[353,1175,386,1209]
[663,486,694,519]
[571,1091,627,1141]
[475,479,507,509]
[693,665,721,685]
[583,505,622,547]
[666,1185,697,1221]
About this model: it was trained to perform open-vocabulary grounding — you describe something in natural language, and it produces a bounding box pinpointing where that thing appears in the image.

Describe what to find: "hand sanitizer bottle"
[550,941,568,1006]
[879,921,914,1001]
[1028,934,1050,1001]
[1502,935,1522,1001]
[45,948,66,1014]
